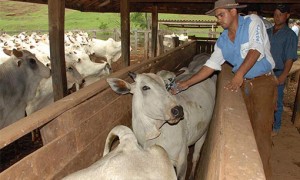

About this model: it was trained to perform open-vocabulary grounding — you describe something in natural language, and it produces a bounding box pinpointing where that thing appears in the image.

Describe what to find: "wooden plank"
[292,75,300,128]
[151,4,158,57]
[149,42,197,73]
[0,131,77,180]
[40,86,132,144]
[52,116,132,179]
[48,0,68,100]
[74,95,132,151]
[120,0,130,66]
[195,63,265,180]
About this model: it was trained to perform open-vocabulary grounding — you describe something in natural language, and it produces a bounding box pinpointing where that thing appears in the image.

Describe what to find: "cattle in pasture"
[0,49,51,129]
[107,59,216,179]
[62,125,177,180]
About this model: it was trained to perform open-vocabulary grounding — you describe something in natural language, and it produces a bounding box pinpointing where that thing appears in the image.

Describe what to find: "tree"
[130,13,148,29]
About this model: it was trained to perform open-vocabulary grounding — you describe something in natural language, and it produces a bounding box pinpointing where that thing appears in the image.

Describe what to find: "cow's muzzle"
[170,105,184,123]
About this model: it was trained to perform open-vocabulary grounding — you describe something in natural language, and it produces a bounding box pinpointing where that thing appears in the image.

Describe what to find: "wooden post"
[144,31,149,59]
[48,0,68,101]
[292,73,300,128]
[158,34,164,55]
[134,29,138,53]
[120,0,130,66]
[173,36,180,47]
[151,5,158,57]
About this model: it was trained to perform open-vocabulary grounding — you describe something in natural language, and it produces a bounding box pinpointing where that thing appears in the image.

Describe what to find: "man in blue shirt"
[267,4,298,136]
[245,4,273,29]
[172,0,277,178]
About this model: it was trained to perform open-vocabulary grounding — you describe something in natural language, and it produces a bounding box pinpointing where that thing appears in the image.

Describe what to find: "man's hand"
[277,74,287,85]
[170,81,188,95]
[224,73,244,92]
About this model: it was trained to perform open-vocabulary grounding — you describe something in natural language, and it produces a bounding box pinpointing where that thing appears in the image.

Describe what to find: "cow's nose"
[171,105,184,119]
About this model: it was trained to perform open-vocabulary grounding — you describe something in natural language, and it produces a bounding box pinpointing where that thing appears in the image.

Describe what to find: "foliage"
[130,13,148,29]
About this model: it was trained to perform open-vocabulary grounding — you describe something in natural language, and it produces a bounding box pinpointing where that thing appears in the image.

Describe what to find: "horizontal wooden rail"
[195,64,265,180]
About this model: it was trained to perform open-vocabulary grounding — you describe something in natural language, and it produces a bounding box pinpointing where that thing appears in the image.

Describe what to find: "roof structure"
[10,0,300,19]
[158,19,218,29]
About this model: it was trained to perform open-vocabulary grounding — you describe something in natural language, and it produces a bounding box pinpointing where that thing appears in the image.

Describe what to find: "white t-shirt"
[292,25,299,36]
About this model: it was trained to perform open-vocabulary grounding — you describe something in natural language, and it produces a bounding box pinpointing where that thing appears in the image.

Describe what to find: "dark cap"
[247,4,261,12]
[276,3,290,13]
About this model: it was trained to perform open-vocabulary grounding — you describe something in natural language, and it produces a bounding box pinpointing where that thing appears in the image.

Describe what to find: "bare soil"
[271,79,300,180]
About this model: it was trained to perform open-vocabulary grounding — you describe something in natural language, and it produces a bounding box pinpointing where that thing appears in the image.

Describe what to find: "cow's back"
[176,74,216,145]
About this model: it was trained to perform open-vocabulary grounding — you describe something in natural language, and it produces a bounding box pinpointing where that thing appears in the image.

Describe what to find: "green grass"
[0,1,221,38]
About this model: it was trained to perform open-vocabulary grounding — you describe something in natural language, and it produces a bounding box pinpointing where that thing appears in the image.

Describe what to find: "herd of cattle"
[1,30,215,179]
[63,53,216,180]
[0,31,123,129]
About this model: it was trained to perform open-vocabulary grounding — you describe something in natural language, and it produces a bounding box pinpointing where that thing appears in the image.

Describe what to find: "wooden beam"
[48,0,68,101]
[292,76,300,128]
[151,4,158,57]
[120,0,130,66]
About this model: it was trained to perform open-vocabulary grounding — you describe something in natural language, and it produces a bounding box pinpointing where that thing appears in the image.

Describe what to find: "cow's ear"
[12,49,23,58]
[128,71,136,80]
[175,69,186,76]
[107,78,131,95]
[3,48,12,56]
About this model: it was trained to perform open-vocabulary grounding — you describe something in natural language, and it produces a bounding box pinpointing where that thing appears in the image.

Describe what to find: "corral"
[1,0,300,180]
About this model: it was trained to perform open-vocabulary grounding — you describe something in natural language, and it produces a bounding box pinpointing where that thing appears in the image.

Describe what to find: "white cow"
[107,66,216,179]
[0,49,51,129]
[65,50,111,86]
[187,53,210,74]
[163,33,189,49]
[63,125,177,180]
[26,63,84,115]
[89,38,122,66]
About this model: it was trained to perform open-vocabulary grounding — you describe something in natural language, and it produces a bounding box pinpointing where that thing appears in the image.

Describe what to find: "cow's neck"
[132,108,163,147]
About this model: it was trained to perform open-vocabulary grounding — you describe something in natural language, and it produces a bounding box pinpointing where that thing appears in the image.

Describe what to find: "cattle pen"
[1,0,300,180]
[0,40,264,179]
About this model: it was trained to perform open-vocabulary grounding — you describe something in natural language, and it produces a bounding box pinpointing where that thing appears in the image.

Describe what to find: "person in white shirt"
[246,4,273,29]
[291,21,299,36]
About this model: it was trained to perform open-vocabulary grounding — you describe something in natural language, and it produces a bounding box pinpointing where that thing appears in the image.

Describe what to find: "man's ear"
[230,8,238,15]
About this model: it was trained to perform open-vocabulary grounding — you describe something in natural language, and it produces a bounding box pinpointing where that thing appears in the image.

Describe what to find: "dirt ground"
[271,77,300,180]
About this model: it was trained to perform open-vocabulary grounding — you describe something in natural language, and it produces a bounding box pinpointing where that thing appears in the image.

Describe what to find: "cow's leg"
[176,145,189,180]
[189,131,207,180]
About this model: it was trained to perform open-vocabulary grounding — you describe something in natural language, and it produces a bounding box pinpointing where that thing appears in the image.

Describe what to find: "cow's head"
[107,72,184,139]
[12,49,51,79]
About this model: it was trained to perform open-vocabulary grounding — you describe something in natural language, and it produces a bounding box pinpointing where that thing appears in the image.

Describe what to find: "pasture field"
[0,0,218,37]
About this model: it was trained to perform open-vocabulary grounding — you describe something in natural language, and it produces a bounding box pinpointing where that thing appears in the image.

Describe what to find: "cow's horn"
[128,71,136,80]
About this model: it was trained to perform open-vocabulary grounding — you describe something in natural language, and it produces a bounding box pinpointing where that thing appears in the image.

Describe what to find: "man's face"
[248,11,258,15]
[215,9,235,29]
[273,9,290,26]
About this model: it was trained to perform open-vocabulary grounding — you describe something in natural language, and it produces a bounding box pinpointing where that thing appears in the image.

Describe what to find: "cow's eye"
[67,67,73,71]
[142,86,150,91]
[29,58,36,64]
[168,78,173,82]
